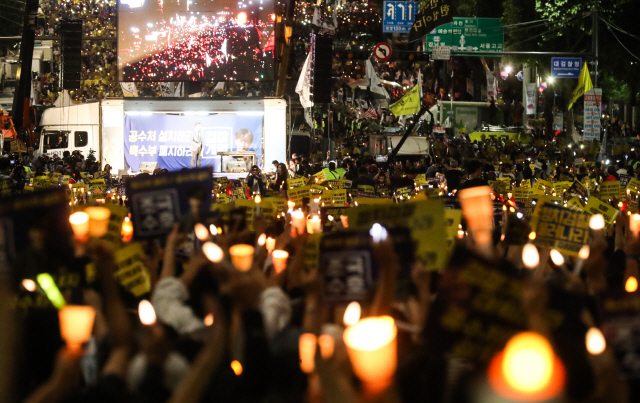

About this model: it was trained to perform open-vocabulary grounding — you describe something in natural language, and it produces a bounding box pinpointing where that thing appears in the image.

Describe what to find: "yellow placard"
[444,209,462,253]
[232,187,247,200]
[353,198,394,206]
[565,197,584,212]
[599,181,621,200]
[288,177,306,189]
[346,199,447,270]
[553,181,572,196]
[288,185,311,207]
[536,179,554,195]
[321,189,347,207]
[531,202,590,256]
[357,185,375,194]
[263,197,287,215]
[113,243,151,297]
[583,197,619,226]
[215,193,231,205]
[513,187,534,199]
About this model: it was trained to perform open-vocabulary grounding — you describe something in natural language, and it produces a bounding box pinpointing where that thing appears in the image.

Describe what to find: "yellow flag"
[568,63,593,110]
[389,84,421,116]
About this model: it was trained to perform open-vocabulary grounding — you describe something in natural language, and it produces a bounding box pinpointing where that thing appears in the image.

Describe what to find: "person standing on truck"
[191,122,203,168]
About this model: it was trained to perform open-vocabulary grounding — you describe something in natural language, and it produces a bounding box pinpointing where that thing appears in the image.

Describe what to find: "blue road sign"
[383,1,419,34]
[551,58,582,78]
[516,71,524,81]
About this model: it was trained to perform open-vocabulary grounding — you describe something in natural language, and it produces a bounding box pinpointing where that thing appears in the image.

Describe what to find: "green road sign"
[426,18,503,56]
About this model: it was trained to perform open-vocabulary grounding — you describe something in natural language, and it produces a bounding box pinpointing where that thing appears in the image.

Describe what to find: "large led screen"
[118,0,275,82]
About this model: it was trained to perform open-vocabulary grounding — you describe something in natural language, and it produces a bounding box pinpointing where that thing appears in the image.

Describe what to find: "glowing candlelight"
[550,249,564,266]
[522,244,540,269]
[306,215,322,234]
[318,334,335,359]
[589,214,605,230]
[85,207,111,237]
[229,244,254,271]
[626,276,638,293]
[631,214,640,236]
[266,237,275,254]
[458,186,493,253]
[343,301,361,326]
[121,217,134,242]
[343,316,398,395]
[69,211,90,239]
[291,210,306,235]
[194,223,209,241]
[202,242,224,263]
[138,300,156,326]
[585,327,606,355]
[254,194,261,214]
[58,305,95,352]
[299,333,317,374]
[272,250,289,274]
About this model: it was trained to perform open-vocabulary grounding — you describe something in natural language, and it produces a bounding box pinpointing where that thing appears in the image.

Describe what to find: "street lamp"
[505,65,513,74]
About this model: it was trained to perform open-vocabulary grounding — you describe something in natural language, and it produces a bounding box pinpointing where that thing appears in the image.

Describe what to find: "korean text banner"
[124,114,263,171]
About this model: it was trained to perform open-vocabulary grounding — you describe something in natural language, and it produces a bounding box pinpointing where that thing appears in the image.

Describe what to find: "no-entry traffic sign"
[374,43,392,62]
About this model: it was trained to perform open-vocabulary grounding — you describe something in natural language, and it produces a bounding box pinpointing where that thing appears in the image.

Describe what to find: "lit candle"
[631,214,640,236]
[343,316,397,395]
[340,215,349,228]
[202,242,224,263]
[299,333,317,374]
[121,217,134,242]
[257,233,266,247]
[306,215,321,234]
[271,250,289,274]
[266,237,276,254]
[69,211,90,240]
[318,334,335,359]
[194,223,209,241]
[85,207,111,237]
[291,210,306,236]
[343,301,361,326]
[589,214,605,230]
[458,186,493,254]
[585,327,606,355]
[229,244,254,271]
[522,243,539,269]
[58,305,96,352]
[254,195,261,215]
[138,300,156,326]
[287,200,296,211]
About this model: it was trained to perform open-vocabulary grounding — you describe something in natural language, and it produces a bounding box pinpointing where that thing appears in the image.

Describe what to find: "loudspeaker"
[311,34,333,104]
[60,20,82,90]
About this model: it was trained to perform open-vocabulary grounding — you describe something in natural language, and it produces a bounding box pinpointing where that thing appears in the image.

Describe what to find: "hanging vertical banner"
[486,71,496,99]
[583,88,602,141]
[525,83,537,115]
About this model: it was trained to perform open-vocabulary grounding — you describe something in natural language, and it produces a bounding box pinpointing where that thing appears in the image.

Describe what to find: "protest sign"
[288,185,311,207]
[513,187,534,199]
[320,228,413,303]
[127,168,213,239]
[422,247,528,363]
[531,202,590,256]
[232,187,248,200]
[553,181,572,196]
[599,181,621,200]
[357,185,375,195]
[583,197,618,226]
[620,174,631,188]
[394,186,414,199]
[566,180,587,199]
[565,197,584,212]
[346,199,446,270]
[0,178,12,195]
[320,206,350,232]
[288,177,306,189]
[325,179,352,190]
[263,197,287,215]
[0,188,71,265]
[443,209,462,252]
[627,178,640,193]
[353,198,394,206]
[113,243,152,297]
[321,189,347,207]
[600,292,640,382]
[536,179,554,195]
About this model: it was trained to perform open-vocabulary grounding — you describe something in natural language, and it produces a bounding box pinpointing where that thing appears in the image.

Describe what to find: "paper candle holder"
[85,207,111,237]
[229,244,255,271]
[59,305,96,351]
[343,316,398,395]
[272,250,289,274]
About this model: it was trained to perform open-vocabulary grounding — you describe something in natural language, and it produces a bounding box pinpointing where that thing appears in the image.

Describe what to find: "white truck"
[37,98,288,174]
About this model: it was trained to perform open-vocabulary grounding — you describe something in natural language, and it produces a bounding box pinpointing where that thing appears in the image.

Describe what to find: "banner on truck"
[124,114,263,171]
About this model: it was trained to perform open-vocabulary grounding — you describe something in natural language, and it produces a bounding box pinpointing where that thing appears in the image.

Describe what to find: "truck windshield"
[43,131,69,150]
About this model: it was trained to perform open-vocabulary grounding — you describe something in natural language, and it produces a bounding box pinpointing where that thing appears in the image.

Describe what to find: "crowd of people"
[4,132,640,403]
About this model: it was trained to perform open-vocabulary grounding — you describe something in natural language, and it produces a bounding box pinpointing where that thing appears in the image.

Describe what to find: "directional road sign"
[426,18,503,57]
[373,43,393,62]
[551,57,582,78]
[383,1,419,33]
